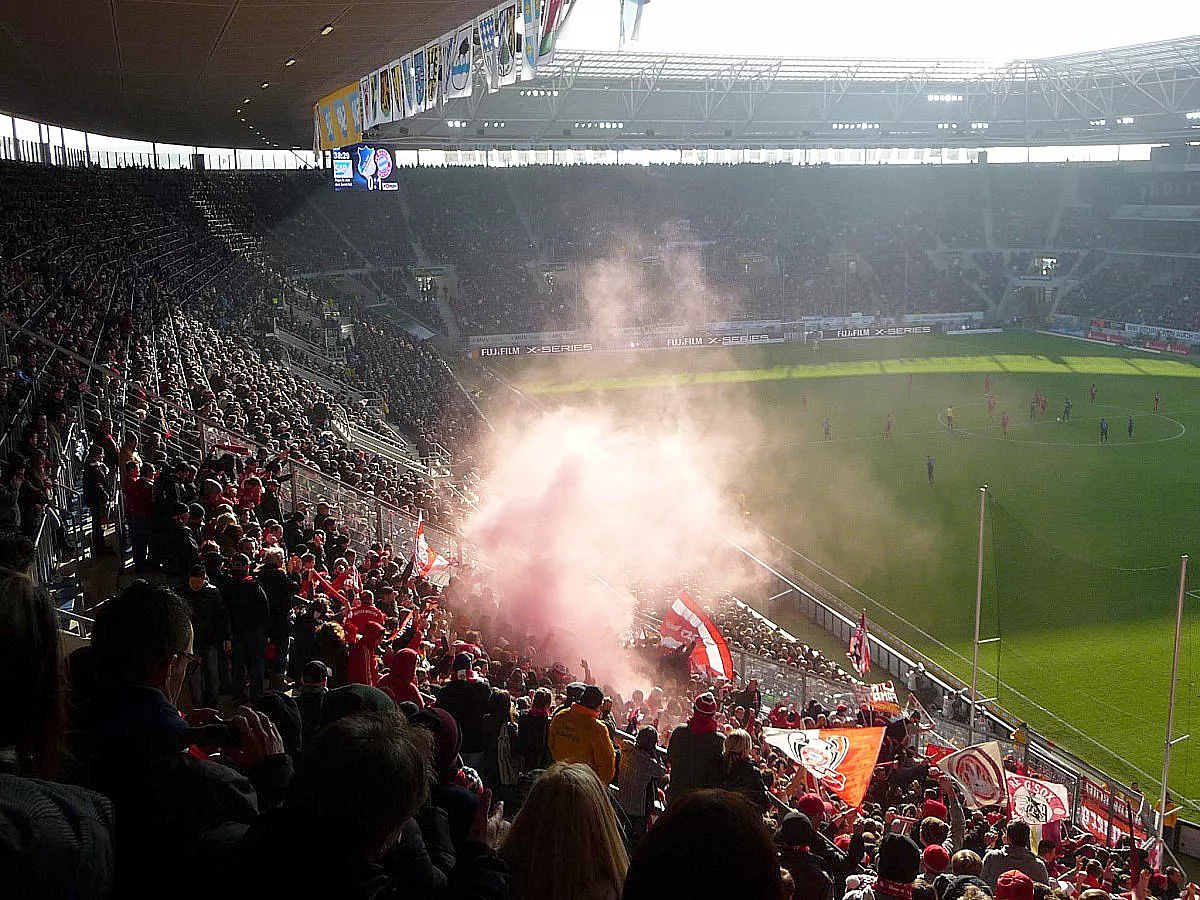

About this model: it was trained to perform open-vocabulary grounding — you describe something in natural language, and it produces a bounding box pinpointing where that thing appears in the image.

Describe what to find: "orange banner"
[764,727,885,808]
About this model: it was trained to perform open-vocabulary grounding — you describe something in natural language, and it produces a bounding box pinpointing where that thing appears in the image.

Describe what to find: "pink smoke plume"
[465,403,750,692]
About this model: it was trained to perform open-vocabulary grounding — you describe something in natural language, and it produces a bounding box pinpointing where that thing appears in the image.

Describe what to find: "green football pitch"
[486,331,1200,804]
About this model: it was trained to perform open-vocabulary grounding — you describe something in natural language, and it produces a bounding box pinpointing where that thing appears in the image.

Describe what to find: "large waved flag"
[659,590,734,680]
[849,610,871,676]
[764,727,885,808]
[941,741,1007,809]
[412,516,454,586]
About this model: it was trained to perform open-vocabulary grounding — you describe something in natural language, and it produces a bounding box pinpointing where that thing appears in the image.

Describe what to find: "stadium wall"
[465,311,987,355]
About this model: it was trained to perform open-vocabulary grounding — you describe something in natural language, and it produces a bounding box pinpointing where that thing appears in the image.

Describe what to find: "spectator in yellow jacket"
[548,685,617,785]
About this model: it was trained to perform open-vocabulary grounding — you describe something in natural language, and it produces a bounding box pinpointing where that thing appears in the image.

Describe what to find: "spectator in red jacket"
[347,620,385,687]
[379,647,424,708]
[122,461,155,571]
[346,590,386,635]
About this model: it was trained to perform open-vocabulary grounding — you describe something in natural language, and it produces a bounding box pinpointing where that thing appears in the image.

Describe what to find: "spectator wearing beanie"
[666,692,725,807]
[548,684,617,785]
[923,844,952,880]
[435,652,491,770]
[778,812,835,900]
[996,870,1036,900]
[982,823,1049,888]
[846,834,922,900]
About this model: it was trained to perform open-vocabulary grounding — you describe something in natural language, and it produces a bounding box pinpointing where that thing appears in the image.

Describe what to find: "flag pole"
[969,485,988,745]
[1156,554,1188,849]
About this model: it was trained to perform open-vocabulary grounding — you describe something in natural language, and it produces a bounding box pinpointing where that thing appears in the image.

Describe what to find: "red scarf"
[687,713,720,735]
[876,880,914,900]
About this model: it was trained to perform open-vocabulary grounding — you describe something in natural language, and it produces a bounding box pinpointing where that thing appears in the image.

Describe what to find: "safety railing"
[724,532,1174,850]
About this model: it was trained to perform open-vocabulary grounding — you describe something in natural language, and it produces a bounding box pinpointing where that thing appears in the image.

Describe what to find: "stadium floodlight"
[244,98,252,103]
[1090,118,1107,126]
[260,82,270,89]
[285,58,297,67]
[970,122,989,129]
[319,24,334,36]
[1187,111,1200,120]
[1117,116,1134,125]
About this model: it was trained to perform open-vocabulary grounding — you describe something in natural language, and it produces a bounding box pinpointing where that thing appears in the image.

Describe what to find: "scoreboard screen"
[332,144,400,192]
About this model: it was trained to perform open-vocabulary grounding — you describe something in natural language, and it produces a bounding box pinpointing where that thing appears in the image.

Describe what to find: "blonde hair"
[501,763,628,900]
[724,728,752,757]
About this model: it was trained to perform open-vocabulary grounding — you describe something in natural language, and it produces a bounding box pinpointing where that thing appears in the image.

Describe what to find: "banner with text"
[314,82,363,151]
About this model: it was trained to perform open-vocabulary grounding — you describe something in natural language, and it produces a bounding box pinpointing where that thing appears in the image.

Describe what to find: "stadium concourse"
[1,158,1198,900]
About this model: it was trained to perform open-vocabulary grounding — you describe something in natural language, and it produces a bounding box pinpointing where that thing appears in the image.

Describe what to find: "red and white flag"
[1007,773,1071,825]
[659,590,735,681]
[849,610,871,676]
[412,516,454,586]
[941,741,1007,809]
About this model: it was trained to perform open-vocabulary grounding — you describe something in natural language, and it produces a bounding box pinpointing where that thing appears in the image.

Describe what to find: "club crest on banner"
[1007,774,1070,825]
[764,727,885,808]
[784,732,851,790]
[942,742,1007,808]
[496,4,518,84]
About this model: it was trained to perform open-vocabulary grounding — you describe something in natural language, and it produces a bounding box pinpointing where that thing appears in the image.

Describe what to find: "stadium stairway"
[982,168,997,250]
[1045,166,1081,247]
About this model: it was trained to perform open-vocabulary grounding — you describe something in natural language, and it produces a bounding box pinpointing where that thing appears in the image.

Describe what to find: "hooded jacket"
[548,703,617,785]
[347,621,385,687]
[378,648,424,708]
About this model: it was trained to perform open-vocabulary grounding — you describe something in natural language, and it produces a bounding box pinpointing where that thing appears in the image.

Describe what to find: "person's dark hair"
[0,533,36,573]
[90,581,191,690]
[0,570,64,776]
[623,790,785,900]
[636,726,659,752]
[288,711,430,858]
[1006,821,1032,846]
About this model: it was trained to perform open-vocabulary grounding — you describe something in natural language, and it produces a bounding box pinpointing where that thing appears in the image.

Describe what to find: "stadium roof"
[2,5,1198,152]
[374,35,1200,151]
[0,0,499,149]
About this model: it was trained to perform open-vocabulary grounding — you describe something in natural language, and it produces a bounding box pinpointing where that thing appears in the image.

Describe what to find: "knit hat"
[923,798,949,820]
[778,811,815,847]
[795,793,826,825]
[693,692,718,717]
[580,685,604,710]
[452,651,474,672]
[922,844,951,874]
[996,871,1035,900]
[877,833,922,883]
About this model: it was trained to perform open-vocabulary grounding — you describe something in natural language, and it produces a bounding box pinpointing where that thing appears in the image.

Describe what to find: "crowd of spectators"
[3,444,1190,899]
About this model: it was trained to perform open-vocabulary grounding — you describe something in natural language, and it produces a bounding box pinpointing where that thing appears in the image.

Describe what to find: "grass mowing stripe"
[522,352,1200,395]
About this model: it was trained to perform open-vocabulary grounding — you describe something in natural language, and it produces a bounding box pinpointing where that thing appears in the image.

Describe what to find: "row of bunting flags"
[358,0,578,132]
[317,1,656,150]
